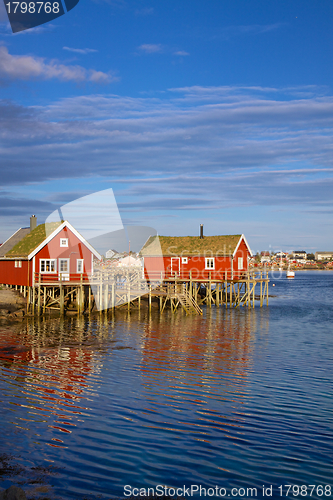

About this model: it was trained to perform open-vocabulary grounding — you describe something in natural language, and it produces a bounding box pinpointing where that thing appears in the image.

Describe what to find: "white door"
[59,258,70,281]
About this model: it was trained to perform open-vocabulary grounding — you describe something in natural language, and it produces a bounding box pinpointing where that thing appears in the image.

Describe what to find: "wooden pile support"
[14,269,269,316]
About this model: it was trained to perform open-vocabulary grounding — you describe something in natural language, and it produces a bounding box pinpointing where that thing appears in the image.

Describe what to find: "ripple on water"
[0,272,332,498]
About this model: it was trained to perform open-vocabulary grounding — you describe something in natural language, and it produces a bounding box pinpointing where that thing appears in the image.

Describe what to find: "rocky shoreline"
[0,288,27,322]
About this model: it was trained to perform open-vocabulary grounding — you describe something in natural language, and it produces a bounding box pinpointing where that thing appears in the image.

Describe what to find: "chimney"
[200,224,204,239]
[30,215,37,232]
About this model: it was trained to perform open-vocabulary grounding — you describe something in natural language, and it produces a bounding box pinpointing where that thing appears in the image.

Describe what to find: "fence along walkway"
[22,268,269,315]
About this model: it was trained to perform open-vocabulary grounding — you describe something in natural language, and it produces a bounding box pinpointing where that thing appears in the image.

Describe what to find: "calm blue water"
[0,271,333,499]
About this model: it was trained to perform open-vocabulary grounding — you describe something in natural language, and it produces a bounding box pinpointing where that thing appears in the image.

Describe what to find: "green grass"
[6,223,62,258]
[140,234,242,256]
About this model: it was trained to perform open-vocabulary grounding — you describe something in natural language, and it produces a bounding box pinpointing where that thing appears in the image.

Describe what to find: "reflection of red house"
[0,216,101,286]
[141,234,252,280]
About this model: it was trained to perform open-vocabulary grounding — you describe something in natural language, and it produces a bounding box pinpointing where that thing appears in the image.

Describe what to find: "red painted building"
[141,233,252,280]
[0,217,101,286]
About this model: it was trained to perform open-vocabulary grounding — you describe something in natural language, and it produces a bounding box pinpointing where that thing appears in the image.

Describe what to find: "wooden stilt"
[32,286,35,315]
[43,286,46,314]
[99,283,103,312]
[105,283,109,311]
[60,284,64,316]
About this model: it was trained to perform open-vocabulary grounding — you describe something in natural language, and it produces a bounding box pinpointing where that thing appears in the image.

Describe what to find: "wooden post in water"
[80,274,84,313]
[99,283,103,312]
[37,274,41,315]
[127,275,131,311]
[104,283,109,311]
[27,287,30,315]
[32,286,35,315]
[149,284,152,313]
[43,286,46,314]
[247,274,250,308]
[111,282,115,310]
[60,281,64,316]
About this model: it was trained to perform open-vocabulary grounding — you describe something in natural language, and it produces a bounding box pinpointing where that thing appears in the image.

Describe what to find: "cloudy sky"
[1,0,333,253]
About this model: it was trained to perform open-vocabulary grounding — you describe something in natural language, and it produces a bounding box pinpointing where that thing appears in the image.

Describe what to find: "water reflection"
[0,317,105,449]
[138,309,268,445]
[0,307,272,498]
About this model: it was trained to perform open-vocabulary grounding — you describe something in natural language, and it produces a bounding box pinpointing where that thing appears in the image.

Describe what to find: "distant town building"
[291,251,307,260]
[116,255,142,267]
[315,251,333,261]
[260,251,271,263]
[275,251,288,258]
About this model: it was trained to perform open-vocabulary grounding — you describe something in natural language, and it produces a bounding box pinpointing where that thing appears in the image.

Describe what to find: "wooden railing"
[33,268,269,285]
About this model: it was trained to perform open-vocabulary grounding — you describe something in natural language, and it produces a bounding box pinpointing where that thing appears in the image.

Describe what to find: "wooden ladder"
[176,287,202,315]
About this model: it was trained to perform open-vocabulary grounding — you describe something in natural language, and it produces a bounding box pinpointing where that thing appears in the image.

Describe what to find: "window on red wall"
[60,238,68,247]
[205,257,215,269]
[40,259,56,273]
[77,259,84,273]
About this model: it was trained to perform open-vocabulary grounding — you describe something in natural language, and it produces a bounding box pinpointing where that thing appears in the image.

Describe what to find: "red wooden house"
[0,216,101,287]
[141,233,252,280]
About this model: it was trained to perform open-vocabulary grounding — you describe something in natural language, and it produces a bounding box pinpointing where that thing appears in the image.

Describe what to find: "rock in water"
[0,486,27,500]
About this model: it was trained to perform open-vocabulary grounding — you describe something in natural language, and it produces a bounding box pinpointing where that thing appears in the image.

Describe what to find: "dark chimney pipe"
[30,215,37,232]
[200,224,203,239]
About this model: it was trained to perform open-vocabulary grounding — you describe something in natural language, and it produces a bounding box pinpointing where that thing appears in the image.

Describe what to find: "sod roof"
[140,235,242,257]
[6,222,62,258]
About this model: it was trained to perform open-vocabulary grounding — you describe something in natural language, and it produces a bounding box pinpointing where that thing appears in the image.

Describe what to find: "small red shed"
[0,218,101,287]
[141,234,252,280]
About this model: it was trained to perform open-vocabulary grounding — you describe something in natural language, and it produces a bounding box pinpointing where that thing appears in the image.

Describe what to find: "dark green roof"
[140,235,242,257]
[6,222,62,258]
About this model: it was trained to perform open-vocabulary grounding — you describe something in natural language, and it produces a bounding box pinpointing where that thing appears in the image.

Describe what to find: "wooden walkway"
[23,268,269,315]
[2,269,269,316]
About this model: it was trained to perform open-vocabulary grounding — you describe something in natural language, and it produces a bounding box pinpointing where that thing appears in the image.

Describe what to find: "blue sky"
[0,0,333,253]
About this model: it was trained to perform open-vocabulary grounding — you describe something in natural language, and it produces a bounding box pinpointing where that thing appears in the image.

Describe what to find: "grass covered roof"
[6,222,62,258]
[140,235,242,257]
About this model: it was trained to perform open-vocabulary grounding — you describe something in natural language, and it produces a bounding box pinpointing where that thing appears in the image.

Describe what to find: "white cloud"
[219,23,284,40]
[174,50,189,56]
[0,46,116,83]
[135,7,154,16]
[63,46,98,54]
[2,85,333,248]
[1,85,333,221]
[137,43,163,54]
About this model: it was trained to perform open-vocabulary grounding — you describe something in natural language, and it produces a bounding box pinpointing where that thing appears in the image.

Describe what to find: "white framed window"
[60,238,68,247]
[77,259,84,273]
[40,259,56,273]
[205,257,215,270]
[238,257,243,270]
[15,260,22,268]
[182,257,188,264]
[59,259,69,273]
